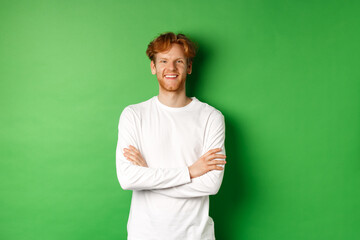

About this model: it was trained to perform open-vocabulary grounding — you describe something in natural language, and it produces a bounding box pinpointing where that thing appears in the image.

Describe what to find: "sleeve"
[149,112,226,198]
[116,106,191,191]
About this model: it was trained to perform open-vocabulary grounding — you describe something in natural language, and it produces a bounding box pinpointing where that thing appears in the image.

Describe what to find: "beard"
[157,75,186,92]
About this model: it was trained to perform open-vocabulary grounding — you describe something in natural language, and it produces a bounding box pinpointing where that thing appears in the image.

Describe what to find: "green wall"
[1,0,359,239]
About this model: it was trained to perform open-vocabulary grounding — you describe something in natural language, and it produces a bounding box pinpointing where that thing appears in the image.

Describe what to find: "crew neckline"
[154,95,197,112]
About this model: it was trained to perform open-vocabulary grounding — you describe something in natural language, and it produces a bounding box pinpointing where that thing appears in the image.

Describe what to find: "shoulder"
[120,96,155,118]
[194,97,225,121]
[194,99,226,139]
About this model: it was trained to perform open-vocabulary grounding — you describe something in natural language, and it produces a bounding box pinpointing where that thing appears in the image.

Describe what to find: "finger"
[124,148,137,158]
[130,159,142,166]
[125,150,138,159]
[140,160,148,167]
[210,165,224,170]
[208,160,227,165]
[129,155,147,167]
[127,148,144,161]
[203,148,222,158]
[129,145,141,154]
[209,148,222,153]
[125,154,142,166]
[125,148,147,167]
[205,154,226,162]
[125,147,143,158]
[130,160,140,166]
[126,148,146,163]
[125,156,136,165]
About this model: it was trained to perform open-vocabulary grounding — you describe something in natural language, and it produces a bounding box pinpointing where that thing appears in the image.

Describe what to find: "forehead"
[156,44,186,59]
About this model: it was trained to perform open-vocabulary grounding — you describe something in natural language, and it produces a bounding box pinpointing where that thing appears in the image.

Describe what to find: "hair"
[146,32,197,64]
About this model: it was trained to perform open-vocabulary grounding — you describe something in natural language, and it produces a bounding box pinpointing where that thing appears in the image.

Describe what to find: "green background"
[1,0,359,239]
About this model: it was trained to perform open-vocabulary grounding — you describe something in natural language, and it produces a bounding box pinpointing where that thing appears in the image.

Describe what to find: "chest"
[139,113,205,168]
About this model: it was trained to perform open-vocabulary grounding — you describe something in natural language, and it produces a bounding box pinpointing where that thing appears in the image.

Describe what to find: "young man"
[116,32,227,240]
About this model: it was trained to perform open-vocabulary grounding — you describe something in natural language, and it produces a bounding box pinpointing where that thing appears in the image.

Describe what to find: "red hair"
[146,32,197,63]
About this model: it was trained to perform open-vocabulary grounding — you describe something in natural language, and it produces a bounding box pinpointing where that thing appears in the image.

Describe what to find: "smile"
[164,74,178,79]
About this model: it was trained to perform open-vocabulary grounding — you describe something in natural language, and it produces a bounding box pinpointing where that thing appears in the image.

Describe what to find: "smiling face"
[151,43,192,93]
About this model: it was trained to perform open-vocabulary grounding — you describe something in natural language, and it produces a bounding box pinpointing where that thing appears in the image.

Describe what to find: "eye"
[177,60,184,63]
[160,60,167,63]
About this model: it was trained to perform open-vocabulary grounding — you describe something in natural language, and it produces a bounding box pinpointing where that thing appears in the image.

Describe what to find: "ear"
[150,60,156,75]
[187,60,192,74]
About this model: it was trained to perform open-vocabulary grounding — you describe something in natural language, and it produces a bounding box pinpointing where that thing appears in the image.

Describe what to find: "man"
[116,32,227,240]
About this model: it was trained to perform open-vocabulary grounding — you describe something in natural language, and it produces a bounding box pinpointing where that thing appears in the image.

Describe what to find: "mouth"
[164,74,178,79]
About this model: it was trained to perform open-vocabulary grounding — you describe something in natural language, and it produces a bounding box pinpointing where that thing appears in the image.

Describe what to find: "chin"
[162,87,180,92]
[158,78,186,92]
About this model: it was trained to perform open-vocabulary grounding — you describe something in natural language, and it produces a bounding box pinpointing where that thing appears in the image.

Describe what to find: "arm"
[116,107,191,191]
[150,112,226,198]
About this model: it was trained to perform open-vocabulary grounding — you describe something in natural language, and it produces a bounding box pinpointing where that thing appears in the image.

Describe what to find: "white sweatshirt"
[116,95,226,240]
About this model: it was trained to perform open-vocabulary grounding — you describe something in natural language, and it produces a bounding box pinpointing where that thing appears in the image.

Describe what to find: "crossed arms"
[115,106,227,198]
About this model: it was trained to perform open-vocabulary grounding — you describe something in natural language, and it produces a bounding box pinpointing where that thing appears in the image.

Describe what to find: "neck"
[157,90,192,108]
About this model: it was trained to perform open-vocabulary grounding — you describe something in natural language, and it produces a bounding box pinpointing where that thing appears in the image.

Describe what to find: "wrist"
[188,167,193,179]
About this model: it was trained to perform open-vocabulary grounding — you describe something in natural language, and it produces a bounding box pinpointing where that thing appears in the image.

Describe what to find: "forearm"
[150,167,225,198]
[116,144,191,191]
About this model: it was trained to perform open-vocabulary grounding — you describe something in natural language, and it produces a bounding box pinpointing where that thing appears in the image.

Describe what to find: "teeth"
[165,75,177,78]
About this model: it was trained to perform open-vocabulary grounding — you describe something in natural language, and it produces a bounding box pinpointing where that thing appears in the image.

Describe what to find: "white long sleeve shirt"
[116,95,226,240]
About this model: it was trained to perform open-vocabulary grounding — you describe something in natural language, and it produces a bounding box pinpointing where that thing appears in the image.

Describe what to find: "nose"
[167,61,176,71]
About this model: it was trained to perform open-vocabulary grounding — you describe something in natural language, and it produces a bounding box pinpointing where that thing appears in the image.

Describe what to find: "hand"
[188,148,227,179]
[123,145,148,167]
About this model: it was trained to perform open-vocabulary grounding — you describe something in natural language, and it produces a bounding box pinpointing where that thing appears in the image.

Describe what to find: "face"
[151,43,192,93]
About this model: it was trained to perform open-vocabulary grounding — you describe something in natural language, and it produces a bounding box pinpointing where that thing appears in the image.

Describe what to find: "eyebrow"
[158,57,185,60]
